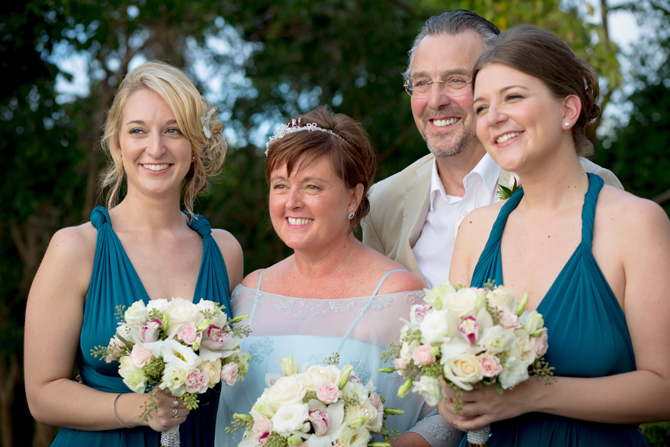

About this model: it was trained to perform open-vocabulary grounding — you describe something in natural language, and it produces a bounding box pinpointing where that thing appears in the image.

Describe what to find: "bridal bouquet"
[92,298,251,446]
[382,281,554,446]
[228,355,403,447]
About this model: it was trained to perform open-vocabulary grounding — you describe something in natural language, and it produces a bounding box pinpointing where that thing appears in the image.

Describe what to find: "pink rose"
[394,358,408,376]
[221,362,239,386]
[309,409,330,436]
[185,368,209,394]
[458,316,478,343]
[177,322,199,345]
[499,309,521,330]
[202,324,228,350]
[105,337,125,363]
[412,344,436,366]
[140,318,162,343]
[370,392,384,413]
[253,417,273,438]
[130,343,153,369]
[531,329,549,357]
[316,380,341,404]
[480,354,503,378]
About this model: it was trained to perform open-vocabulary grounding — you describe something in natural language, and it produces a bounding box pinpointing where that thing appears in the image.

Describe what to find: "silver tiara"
[265,118,344,156]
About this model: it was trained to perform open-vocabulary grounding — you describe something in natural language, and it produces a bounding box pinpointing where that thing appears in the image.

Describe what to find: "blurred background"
[1,0,669,445]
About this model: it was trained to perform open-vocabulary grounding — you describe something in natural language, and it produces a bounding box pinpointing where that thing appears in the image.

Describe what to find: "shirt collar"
[428,153,501,208]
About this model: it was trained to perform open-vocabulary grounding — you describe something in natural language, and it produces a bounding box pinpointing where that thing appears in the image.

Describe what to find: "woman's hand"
[437,378,539,431]
[145,390,190,432]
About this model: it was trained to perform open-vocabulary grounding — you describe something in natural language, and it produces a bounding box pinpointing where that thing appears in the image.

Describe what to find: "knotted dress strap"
[581,173,604,251]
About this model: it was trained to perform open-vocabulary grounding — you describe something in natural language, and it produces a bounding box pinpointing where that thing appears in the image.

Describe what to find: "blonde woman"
[25,61,243,446]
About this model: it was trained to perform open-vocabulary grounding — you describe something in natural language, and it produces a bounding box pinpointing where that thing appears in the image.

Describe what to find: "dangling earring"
[348,212,355,220]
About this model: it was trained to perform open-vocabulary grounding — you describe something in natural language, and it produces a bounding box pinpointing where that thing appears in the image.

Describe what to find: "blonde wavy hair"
[100,60,227,216]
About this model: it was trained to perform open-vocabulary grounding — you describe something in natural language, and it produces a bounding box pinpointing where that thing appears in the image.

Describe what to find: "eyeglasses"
[403,76,472,97]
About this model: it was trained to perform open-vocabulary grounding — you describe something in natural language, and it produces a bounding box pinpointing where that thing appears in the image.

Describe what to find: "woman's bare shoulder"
[48,222,98,261]
[359,245,425,294]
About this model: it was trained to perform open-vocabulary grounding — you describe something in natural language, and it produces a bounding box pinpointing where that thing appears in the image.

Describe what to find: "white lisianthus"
[301,365,341,391]
[520,311,545,335]
[498,356,529,389]
[336,425,371,447]
[270,403,310,436]
[399,340,419,361]
[124,301,148,326]
[123,369,149,393]
[146,298,170,314]
[411,375,445,406]
[161,339,201,370]
[277,355,299,376]
[486,286,516,312]
[420,309,460,345]
[478,325,515,355]
[264,375,307,411]
[422,281,456,310]
[160,363,189,396]
[510,330,536,366]
[195,298,218,315]
[443,352,483,391]
[342,381,369,405]
[250,395,276,419]
[199,359,222,388]
[443,288,479,318]
[345,400,382,432]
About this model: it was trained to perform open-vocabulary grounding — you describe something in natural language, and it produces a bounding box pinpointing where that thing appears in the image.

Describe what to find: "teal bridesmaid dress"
[460,173,648,446]
[51,206,231,447]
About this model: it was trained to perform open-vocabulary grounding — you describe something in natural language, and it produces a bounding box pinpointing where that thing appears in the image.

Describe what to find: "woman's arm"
[438,197,670,430]
[24,226,186,431]
[212,229,244,293]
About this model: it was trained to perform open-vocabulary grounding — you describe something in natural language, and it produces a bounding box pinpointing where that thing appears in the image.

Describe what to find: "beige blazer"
[361,153,623,284]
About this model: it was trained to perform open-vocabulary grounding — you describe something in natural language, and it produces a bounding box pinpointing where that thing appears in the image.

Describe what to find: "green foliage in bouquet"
[497,177,521,201]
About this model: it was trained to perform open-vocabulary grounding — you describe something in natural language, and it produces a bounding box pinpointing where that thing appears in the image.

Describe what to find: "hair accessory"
[201,107,216,139]
[265,117,344,156]
[348,212,355,220]
[564,121,570,127]
[113,394,135,428]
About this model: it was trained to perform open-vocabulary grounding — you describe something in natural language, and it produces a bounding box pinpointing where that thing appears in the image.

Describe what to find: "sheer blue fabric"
[51,206,230,447]
[215,270,462,447]
[459,174,647,446]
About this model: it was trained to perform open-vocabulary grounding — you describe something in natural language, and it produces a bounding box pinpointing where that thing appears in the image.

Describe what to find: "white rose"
[478,326,515,355]
[419,309,460,345]
[336,425,371,447]
[443,353,483,391]
[146,298,170,314]
[264,376,307,411]
[160,363,189,396]
[509,330,536,366]
[125,301,147,326]
[520,311,544,335]
[195,298,218,315]
[270,403,310,436]
[168,298,202,334]
[422,281,457,310]
[161,339,201,370]
[301,365,341,391]
[199,359,222,388]
[499,356,529,389]
[443,288,478,318]
[486,286,515,312]
[123,369,149,393]
[411,375,445,407]
[345,400,382,432]
[118,356,138,378]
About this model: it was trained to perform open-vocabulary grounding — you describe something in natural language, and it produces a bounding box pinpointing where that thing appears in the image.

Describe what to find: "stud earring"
[563,122,570,127]
[348,212,355,220]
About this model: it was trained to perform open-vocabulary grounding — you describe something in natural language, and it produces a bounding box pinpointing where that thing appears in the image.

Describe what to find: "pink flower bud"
[316,380,341,404]
[177,322,199,345]
[412,344,436,366]
[221,362,239,386]
[394,358,408,377]
[499,309,521,330]
[531,329,549,357]
[480,354,503,378]
[185,368,209,394]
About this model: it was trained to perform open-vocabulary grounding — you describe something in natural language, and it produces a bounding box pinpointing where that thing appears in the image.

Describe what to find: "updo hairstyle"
[265,106,376,231]
[100,60,227,215]
[472,25,600,157]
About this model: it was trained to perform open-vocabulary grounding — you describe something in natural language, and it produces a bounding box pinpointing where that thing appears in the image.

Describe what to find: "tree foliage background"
[0,0,667,445]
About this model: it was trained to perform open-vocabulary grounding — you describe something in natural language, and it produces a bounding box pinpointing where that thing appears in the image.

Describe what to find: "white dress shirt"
[412,154,501,288]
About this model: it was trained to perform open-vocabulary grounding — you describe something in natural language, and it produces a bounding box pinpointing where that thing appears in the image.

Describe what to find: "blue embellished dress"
[459,174,648,446]
[51,206,231,447]
[215,270,462,447]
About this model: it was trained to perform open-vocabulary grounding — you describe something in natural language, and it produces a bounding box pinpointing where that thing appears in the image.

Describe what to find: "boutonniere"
[496,177,521,202]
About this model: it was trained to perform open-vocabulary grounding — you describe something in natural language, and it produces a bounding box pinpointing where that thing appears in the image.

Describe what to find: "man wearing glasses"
[361,10,622,287]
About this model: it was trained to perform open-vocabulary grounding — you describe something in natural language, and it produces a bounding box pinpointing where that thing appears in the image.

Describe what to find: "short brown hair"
[472,25,600,157]
[265,106,376,231]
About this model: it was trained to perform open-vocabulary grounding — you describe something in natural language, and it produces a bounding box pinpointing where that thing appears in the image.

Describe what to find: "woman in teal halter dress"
[438,26,670,446]
[24,61,243,446]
